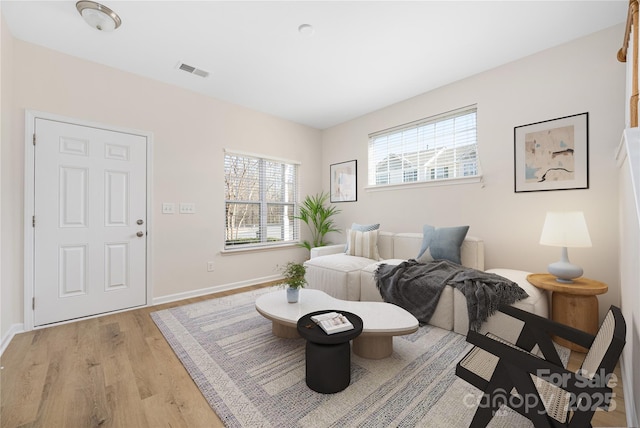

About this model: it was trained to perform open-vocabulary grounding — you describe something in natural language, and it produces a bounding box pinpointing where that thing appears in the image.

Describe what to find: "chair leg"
[567,409,595,428]
[469,394,504,428]
[505,365,553,428]
[468,362,512,428]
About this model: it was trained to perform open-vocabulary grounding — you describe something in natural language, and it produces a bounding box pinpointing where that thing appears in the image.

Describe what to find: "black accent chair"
[456,304,626,427]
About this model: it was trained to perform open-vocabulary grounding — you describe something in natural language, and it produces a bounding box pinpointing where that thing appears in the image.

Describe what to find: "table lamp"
[539,211,592,283]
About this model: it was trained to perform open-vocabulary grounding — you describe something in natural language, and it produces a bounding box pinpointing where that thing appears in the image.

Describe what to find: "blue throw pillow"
[345,223,380,253]
[351,222,380,232]
[416,224,469,264]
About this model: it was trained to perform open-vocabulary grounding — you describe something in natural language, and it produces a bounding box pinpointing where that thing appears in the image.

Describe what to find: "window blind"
[368,105,479,186]
[224,152,299,249]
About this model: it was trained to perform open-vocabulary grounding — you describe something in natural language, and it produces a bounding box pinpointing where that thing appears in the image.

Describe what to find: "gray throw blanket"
[375,259,529,331]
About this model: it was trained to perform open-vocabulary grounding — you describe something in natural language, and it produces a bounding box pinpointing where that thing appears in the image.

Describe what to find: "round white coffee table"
[255,289,419,359]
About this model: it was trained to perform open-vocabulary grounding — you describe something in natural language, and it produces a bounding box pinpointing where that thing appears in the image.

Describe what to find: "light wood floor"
[1,284,628,427]
[566,351,627,427]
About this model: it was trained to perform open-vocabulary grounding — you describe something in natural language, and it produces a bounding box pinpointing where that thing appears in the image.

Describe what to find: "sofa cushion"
[417,224,469,264]
[453,268,549,340]
[359,260,454,331]
[360,259,405,302]
[304,253,376,300]
[346,229,381,260]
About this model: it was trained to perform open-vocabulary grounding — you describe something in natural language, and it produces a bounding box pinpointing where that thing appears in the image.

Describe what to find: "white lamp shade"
[539,211,592,248]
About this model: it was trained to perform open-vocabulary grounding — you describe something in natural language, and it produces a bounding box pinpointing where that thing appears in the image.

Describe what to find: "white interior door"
[33,118,147,326]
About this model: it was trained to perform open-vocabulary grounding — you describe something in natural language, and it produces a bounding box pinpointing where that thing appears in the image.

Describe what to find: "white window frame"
[224,150,300,251]
[367,105,481,191]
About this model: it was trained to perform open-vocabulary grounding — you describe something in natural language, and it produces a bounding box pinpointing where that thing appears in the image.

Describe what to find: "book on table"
[311,312,354,334]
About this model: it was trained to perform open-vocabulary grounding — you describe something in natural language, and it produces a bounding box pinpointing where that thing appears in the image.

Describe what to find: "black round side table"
[296,310,363,394]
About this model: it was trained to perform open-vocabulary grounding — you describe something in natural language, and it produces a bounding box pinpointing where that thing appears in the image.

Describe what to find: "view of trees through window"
[224,153,298,248]
[368,106,479,186]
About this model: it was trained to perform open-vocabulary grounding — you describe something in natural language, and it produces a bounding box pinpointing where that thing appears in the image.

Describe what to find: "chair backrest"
[579,306,626,381]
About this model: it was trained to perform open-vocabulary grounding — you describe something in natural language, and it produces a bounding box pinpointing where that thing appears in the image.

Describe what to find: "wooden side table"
[526,273,608,352]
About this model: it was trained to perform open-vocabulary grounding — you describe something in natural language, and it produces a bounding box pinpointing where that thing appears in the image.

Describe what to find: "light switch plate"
[180,202,196,214]
[162,203,175,214]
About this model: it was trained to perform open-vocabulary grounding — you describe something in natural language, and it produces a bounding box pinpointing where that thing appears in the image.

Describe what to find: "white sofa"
[304,231,548,341]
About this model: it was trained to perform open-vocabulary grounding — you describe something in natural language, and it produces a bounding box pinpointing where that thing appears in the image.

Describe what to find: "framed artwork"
[330,160,357,202]
[514,112,589,193]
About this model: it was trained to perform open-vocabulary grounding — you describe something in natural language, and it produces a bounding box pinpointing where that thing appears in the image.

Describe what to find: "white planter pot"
[286,287,299,303]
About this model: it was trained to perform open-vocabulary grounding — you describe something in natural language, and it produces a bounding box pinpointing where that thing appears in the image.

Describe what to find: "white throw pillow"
[346,229,381,260]
[344,222,380,253]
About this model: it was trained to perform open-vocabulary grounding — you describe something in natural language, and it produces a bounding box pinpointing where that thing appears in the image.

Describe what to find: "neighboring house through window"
[368,105,480,187]
[224,151,299,249]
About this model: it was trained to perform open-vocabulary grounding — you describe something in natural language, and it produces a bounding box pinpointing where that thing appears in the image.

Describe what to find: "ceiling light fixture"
[76,1,122,32]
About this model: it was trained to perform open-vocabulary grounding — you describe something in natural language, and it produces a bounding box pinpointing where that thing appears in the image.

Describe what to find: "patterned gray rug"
[151,287,568,427]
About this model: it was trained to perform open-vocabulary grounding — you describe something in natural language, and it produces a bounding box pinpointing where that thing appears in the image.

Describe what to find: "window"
[430,166,449,180]
[224,151,299,249]
[368,105,479,187]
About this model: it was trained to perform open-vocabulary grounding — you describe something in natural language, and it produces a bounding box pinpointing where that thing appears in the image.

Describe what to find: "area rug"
[151,287,569,428]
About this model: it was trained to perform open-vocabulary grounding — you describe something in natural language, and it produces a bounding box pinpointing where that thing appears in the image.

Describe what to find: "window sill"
[364,175,483,192]
[220,242,301,255]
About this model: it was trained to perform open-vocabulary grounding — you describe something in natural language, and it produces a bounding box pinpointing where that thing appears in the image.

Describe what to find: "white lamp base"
[547,247,583,283]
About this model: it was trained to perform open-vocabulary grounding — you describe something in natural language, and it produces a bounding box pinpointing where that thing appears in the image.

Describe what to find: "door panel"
[105,170,129,226]
[59,166,88,227]
[105,242,129,290]
[34,118,147,326]
[59,244,87,296]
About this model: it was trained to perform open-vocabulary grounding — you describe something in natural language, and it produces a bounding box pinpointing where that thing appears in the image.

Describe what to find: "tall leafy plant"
[296,192,341,251]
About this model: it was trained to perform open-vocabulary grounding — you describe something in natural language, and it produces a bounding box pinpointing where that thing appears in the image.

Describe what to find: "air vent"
[177,62,210,78]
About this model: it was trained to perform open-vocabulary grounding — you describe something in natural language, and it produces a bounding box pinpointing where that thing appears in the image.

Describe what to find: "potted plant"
[280,261,307,303]
[296,191,341,251]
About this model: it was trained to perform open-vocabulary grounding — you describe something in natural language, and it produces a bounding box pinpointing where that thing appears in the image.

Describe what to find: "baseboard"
[1,323,24,357]
[152,274,281,306]
[0,278,282,351]
[621,357,638,428]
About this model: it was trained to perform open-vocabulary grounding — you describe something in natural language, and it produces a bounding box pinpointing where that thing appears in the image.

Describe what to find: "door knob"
[137,219,144,225]
[136,231,144,237]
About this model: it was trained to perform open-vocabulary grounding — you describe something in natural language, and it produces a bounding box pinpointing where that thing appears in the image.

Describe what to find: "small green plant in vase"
[280,261,306,303]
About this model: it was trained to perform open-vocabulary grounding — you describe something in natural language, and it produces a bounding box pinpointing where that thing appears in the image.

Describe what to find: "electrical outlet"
[162,203,175,214]
[180,202,196,214]
[207,261,215,272]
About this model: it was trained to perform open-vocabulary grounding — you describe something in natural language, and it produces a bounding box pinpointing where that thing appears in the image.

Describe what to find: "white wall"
[617,129,640,427]
[1,37,322,338]
[1,11,19,349]
[0,10,3,345]
[321,24,626,323]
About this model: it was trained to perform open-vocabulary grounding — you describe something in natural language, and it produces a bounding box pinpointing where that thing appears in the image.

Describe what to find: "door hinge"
[32,297,35,310]
[33,134,36,146]
[32,216,35,227]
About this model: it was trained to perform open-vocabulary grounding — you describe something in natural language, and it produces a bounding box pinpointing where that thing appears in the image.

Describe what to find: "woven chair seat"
[459,333,539,382]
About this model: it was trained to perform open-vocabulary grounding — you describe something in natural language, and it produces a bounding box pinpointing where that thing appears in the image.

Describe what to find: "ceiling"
[1,1,628,129]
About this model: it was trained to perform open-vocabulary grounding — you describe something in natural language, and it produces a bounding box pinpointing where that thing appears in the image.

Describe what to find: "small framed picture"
[330,160,357,202]
[514,112,589,193]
